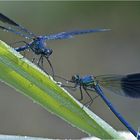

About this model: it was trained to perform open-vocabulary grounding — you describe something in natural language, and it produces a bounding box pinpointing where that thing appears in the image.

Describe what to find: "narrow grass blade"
[0,40,123,139]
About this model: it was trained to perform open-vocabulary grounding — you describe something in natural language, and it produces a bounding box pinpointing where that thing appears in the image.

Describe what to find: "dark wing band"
[96,74,140,98]
[0,13,36,39]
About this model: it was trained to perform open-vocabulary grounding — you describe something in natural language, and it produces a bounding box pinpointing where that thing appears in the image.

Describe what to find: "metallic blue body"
[15,45,29,52]
[94,84,140,139]
[15,37,53,56]
[80,75,94,86]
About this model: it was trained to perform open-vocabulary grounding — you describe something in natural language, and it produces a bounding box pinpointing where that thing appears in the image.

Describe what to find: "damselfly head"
[71,75,80,83]
[44,48,53,56]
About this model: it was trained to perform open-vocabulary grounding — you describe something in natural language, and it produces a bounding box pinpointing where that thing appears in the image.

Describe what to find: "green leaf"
[0,40,123,139]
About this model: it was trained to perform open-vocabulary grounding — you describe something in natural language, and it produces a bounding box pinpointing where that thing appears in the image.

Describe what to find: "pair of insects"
[0,13,140,139]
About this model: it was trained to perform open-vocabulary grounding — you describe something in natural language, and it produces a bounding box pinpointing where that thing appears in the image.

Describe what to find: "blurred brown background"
[0,1,140,139]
